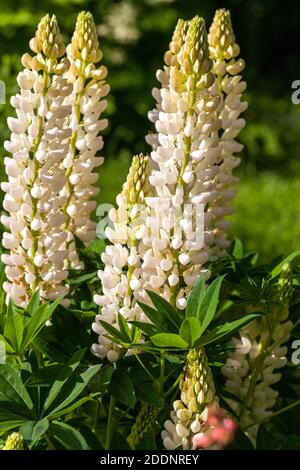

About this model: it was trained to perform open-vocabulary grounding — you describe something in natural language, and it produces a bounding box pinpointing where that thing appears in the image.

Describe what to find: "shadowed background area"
[0,0,299,261]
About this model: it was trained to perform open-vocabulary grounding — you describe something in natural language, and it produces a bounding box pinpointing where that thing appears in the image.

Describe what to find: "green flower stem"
[159,350,165,393]
[132,350,155,381]
[105,395,116,450]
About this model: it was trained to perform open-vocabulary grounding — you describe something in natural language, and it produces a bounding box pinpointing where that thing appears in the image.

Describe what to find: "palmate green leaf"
[50,421,88,450]
[137,301,172,333]
[26,364,67,387]
[129,321,159,336]
[19,418,49,449]
[0,334,14,354]
[26,289,41,315]
[50,395,97,420]
[146,290,182,330]
[186,276,205,318]
[194,313,260,348]
[98,317,141,349]
[3,299,24,353]
[42,348,86,413]
[0,417,28,436]
[0,364,33,412]
[43,364,101,418]
[232,237,244,259]
[33,337,70,363]
[99,319,127,343]
[150,333,188,349]
[197,276,225,335]
[21,296,63,353]
[68,272,97,286]
[270,251,300,278]
[179,317,201,347]
[108,370,136,408]
[117,312,132,342]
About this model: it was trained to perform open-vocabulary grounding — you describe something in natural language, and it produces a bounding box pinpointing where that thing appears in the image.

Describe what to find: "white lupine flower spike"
[208,9,247,255]
[64,11,109,269]
[146,16,222,309]
[92,154,151,361]
[1,14,71,306]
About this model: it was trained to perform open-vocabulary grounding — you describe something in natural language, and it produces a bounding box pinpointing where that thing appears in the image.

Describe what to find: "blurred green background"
[0,0,299,262]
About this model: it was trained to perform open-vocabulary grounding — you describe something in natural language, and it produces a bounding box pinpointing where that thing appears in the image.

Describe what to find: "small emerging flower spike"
[208,9,247,255]
[1,14,72,306]
[162,348,217,450]
[92,154,152,362]
[63,11,109,269]
[1,432,24,450]
[127,404,161,449]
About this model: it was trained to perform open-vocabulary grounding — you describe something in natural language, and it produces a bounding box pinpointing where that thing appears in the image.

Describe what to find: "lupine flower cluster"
[92,11,247,361]
[162,348,217,450]
[1,12,108,306]
[222,264,294,434]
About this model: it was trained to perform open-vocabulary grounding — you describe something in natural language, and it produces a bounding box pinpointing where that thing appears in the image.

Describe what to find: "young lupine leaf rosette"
[145,16,222,310]
[208,9,247,255]
[1,14,72,306]
[222,263,294,437]
[91,154,151,362]
[63,11,109,269]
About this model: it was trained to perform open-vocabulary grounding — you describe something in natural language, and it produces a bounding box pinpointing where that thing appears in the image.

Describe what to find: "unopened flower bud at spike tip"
[121,154,150,205]
[68,11,102,63]
[29,13,66,60]
[208,9,240,61]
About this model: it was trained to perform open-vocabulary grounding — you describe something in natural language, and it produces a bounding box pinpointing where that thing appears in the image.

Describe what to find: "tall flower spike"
[208,9,247,255]
[222,264,294,438]
[1,14,72,306]
[92,154,151,362]
[145,16,222,310]
[162,348,217,450]
[63,11,109,269]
